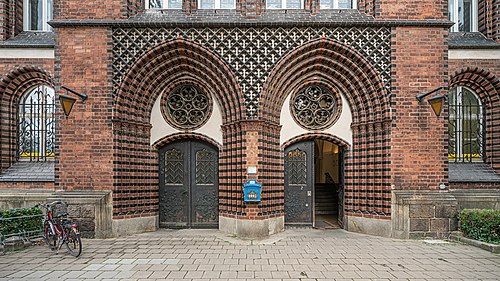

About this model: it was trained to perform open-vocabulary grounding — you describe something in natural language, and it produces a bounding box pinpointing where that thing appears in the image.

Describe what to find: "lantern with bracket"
[59,86,88,117]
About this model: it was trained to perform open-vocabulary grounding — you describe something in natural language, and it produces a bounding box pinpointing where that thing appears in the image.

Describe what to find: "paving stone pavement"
[0,228,499,281]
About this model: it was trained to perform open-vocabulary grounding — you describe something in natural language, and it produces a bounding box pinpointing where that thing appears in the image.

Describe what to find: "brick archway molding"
[114,38,243,124]
[449,67,500,171]
[0,65,54,172]
[152,132,222,151]
[281,132,351,151]
[262,38,393,219]
[111,39,245,220]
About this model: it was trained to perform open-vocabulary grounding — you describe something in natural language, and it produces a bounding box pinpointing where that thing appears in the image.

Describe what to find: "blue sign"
[243,180,262,202]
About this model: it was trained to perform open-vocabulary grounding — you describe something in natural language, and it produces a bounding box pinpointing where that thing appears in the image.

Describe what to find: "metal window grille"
[17,85,55,161]
[448,86,484,162]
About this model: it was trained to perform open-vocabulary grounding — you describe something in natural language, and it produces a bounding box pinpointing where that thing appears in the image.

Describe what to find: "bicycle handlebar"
[35,201,68,209]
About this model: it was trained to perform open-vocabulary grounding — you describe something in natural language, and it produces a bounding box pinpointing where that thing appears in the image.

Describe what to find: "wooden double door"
[158,140,218,228]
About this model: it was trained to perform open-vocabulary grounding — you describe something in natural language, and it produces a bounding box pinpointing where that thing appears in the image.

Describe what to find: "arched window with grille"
[17,85,55,161]
[448,86,484,162]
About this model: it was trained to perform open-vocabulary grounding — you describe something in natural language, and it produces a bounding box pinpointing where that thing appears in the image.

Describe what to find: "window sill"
[448,162,500,183]
[0,162,55,182]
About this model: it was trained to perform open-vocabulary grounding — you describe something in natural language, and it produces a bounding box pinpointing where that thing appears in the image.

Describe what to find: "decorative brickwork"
[357,0,375,16]
[262,38,392,217]
[449,67,500,172]
[115,38,242,124]
[112,119,157,218]
[478,0,500,42]
[478,0,494,40]
[0,65,54,172]
[114,39,244,218]
[112,26,391,118]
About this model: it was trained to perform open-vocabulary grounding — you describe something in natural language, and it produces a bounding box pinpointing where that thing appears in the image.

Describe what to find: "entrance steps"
[315,183,338,215]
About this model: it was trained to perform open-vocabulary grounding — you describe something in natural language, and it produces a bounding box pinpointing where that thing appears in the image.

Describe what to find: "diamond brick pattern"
[112,26,391,118]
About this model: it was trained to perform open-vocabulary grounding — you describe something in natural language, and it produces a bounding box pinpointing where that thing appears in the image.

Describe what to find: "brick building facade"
[0,0,498,238]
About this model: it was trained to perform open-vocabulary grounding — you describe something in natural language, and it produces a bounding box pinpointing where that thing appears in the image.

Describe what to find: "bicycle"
[36,201,82,257]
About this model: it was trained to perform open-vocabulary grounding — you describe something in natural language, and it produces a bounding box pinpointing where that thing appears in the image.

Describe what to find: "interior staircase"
[315,183,338,215]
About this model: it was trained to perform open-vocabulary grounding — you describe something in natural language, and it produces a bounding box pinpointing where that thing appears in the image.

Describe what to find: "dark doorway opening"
[284,139,344,228]
[314,139,342,229]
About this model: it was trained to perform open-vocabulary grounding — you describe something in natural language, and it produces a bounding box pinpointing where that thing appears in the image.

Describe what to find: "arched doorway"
[158,139,219,228]
[284,139,345,228]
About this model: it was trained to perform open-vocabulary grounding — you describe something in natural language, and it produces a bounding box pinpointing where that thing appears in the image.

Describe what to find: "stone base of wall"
[219,215,284,238]
[112,216,158,237]
[0,188,54,209]
[0,189,113,239]
[48,191,113,238]
[345,215,391,237]
[392,190,458,239]
[450,189,500,210]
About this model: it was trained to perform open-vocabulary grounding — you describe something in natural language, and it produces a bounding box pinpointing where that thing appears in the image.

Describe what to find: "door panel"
[159,140,218,228]
[159,141,189,227]
[284,141,314,226]
[190,142,219,228]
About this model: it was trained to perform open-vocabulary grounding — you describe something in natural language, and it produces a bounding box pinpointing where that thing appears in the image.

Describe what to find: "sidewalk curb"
[449,233,500,253]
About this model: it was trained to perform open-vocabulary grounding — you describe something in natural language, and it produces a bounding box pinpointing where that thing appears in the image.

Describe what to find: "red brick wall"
[55,0,127,20]
[0,58,53,74]
[449,60,500,81]
[375,0,447,20]
[55,27,114,191]
[390,27,448,190]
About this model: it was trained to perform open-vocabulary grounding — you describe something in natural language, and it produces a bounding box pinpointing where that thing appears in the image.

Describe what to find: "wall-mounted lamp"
[416,86,446,117]
[59,86,87,117]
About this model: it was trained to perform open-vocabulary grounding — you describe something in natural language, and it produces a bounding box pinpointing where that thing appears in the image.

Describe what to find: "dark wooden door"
[284,141,314,226]
[159,140,218,228]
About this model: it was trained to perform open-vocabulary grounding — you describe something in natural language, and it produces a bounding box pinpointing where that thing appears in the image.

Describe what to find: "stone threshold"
[449,231,500,253]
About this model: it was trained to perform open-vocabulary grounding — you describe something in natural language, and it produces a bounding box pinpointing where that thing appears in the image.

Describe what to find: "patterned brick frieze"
[114,38,243,124]
[112,26,391,119]
[261,38,390,124]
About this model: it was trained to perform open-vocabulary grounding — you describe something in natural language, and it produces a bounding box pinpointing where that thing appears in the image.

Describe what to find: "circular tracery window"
[161,85,212,130]
[290,85,342,130]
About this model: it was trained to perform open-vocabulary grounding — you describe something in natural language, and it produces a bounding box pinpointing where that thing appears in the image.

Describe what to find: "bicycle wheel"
[43,221,57,250]
[65,228,82,257]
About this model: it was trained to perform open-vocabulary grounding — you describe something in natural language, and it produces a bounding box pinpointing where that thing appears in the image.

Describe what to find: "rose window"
[161,85,212,130]
[290,85,341,130]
